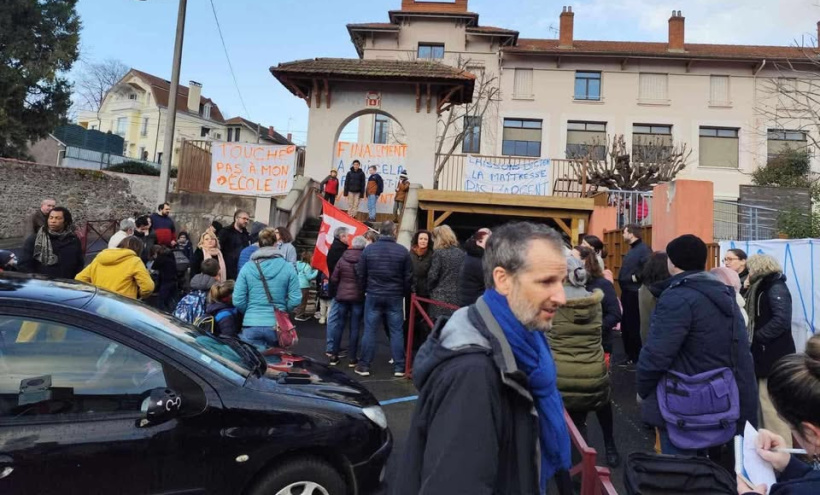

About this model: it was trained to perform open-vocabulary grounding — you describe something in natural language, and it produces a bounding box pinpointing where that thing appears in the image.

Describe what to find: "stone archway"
[271,59,475,190]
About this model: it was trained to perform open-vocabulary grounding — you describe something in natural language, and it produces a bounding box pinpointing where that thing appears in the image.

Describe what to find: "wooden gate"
[176,140,212,193]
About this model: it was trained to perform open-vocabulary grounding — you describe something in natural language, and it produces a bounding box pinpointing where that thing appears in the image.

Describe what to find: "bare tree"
[433,57,501,189]
[75,58,129,113]
[568,134,692,191]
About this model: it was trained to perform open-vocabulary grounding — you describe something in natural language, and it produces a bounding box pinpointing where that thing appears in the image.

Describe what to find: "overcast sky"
[73,0,819,144]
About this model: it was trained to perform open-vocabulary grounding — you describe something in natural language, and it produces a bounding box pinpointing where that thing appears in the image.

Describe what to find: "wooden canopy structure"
[417,190,595,240]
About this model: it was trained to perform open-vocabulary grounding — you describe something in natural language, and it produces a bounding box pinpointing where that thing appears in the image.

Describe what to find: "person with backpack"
[294,249,318,322]
[234,228,301,349]
[320,169,340,205]
[75,236,154,300]
[637,234,758,456]
[200,281,241,338]
[174,259,220,323]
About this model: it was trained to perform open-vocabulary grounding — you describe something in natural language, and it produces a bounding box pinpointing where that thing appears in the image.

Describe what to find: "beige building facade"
[341,0,819,199]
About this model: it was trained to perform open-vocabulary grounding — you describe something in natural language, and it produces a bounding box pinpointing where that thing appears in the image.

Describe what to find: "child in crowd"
[205,281,241,338]
[177,231,193,261]
[294,250,318,321]
[174,259,219,323]
[315,272,332,324]
[320,169,340,205]
[394,171,410,221]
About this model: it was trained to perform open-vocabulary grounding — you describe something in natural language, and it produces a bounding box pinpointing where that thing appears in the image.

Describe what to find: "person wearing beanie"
[548,255,621,467]
[394,171,410,222]
[636,234,758,456]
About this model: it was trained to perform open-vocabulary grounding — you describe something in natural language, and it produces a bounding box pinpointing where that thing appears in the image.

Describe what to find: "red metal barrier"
[404,293,459,377]
[404,293,618,494]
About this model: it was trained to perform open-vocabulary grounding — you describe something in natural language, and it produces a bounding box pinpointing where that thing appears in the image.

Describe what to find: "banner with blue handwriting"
[463,155,551,195]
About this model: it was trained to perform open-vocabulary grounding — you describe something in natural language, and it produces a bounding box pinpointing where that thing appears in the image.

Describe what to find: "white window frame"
[709,75,731,107]
[513,68,534,100]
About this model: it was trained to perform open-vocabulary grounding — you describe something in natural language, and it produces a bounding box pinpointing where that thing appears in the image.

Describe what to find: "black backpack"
[625,452,736,495]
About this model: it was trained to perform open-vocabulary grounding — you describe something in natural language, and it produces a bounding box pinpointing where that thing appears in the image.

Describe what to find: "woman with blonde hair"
[745,253,796,448]
[191,231,227,281]
[427,224,465,320]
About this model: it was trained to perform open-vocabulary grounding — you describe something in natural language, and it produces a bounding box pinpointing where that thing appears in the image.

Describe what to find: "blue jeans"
[241,326,278,350]
[361,295,405,371]
[327,300,363,360]
[367,194,377,220]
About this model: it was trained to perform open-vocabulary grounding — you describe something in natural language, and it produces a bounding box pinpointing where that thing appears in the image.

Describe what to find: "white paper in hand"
[743,422,777,494]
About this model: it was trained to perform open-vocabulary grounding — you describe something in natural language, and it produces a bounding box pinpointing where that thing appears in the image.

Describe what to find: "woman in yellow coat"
[76,236,155,299]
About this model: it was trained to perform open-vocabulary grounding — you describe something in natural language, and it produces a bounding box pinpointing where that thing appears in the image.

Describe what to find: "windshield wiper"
[233,339,268,377]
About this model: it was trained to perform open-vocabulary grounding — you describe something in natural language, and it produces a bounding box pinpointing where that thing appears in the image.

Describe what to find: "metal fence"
[63,146,160,171]
[594,189,654,228]
[713,200,780,241]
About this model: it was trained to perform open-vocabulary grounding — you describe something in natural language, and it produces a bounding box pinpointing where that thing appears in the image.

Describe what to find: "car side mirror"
[139,387,182,427]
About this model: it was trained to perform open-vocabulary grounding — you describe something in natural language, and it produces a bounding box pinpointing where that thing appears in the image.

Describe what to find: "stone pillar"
[652,179,714,251]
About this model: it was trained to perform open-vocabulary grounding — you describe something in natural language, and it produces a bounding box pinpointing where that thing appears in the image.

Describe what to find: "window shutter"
[710,76,730,104]
[514,69,533,98]
[639,73,668,100]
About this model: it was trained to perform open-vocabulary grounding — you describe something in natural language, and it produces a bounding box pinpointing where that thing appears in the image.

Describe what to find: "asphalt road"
[289,316,656,495]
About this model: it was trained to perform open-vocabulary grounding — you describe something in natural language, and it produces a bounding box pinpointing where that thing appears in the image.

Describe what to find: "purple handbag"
[656,307,741,450]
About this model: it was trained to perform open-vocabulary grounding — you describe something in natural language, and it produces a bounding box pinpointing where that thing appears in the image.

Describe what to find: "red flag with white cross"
[311,197,369,276]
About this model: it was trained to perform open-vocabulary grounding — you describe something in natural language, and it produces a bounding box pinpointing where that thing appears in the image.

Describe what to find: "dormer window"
[202,104,212,120]
[128,93,137,100]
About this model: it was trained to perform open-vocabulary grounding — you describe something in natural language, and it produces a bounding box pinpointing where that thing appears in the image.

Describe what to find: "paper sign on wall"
[464,155,551,195]
[334,142,407,214]
[210,142,296,196]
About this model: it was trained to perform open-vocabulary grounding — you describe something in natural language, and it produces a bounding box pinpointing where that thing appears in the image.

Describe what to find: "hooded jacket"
[746,272,795,377]
[458,240,486,307]
[75,248,154,299]
[205,301,241,338]
[331,248,364,303]
[637,271,758,430]
[366,172,384,197]
[395,298,541,495]
[549,289,609,412]
[190,273,218,292]
[233,247,301,327]
[343,166,366,195]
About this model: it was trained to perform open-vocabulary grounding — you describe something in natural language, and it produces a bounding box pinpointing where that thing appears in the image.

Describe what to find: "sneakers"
[328,355,340,366]
[354,364,371,376]
[318,317,326,324]
[294,315,310,322]
[388,358,394,365]
[348,359,359,368]
[617,359,636,368]
[393,371,405,378]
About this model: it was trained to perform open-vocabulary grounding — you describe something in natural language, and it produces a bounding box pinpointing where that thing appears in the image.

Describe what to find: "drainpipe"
[752,59,767,174]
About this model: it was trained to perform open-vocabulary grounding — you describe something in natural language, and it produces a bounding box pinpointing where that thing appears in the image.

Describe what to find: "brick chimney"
[268,126,275,139]
[817,21,820,47]
[187,80,202,113]
[287,133,292,143]
[668,10,685,52]
[559,6,574,48]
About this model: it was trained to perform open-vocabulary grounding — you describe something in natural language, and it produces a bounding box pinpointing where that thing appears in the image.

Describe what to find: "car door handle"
[0,455,13,479]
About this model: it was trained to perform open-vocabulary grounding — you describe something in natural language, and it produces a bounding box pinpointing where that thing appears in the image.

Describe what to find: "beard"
[508,282,555,332]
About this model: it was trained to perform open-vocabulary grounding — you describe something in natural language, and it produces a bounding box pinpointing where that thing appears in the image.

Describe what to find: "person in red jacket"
[320,169,340,205]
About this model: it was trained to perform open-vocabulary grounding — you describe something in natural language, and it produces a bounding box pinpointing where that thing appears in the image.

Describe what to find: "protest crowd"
[3,190,819,495]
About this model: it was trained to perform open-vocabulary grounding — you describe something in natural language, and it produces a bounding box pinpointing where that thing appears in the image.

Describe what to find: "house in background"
[77,69,227,168]
[224,117,294,145]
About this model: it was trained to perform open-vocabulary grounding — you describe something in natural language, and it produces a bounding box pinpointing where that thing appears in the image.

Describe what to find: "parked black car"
[0,274,391,495]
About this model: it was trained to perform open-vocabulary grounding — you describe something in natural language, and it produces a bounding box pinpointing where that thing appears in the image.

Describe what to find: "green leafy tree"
[0,0,80,159]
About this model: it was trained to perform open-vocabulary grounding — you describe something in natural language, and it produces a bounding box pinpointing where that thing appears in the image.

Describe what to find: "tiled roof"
[347,22,399,31]
[467,25,519,35]
[388,10,479,25]
[224,117,293,145]
[272,58,476,81]
[130,69,226,123]
[506,39,817,61]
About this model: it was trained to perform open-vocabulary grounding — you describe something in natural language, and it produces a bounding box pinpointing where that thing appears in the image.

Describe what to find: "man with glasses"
[219,210,251,280]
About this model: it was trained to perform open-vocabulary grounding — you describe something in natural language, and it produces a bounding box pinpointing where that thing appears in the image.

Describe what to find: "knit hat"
[399,172,408,179]
[566,256,587,287]
[666,234,707,271]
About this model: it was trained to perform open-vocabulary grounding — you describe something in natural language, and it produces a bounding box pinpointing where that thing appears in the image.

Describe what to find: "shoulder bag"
[254,260,298,348]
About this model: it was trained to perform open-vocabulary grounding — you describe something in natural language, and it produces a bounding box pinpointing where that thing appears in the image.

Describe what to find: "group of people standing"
[320,160,410,222]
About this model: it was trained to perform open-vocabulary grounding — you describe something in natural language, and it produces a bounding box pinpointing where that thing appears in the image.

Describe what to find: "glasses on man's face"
[724,257,739,263]
[238,217,250,221]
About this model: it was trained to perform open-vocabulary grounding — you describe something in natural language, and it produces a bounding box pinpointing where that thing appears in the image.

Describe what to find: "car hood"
[243,349,378,408]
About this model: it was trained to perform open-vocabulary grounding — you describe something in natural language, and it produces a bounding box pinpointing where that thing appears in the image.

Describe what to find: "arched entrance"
[271,59,475,190]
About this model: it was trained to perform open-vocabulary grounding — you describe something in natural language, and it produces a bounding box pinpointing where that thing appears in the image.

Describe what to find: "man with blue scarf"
[395,222,573,495]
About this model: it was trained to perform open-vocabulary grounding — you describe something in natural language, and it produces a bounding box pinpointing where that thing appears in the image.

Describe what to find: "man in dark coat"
[26,198,55,238]
[396,222,572,495]
[218,210,251,280]
[326,227,349,280]
[617,224,651,365]
[457,229,490,306]
[355,221,411,377]
[637,234,758,455]
[343,160,366,218]
[20,206,84,279]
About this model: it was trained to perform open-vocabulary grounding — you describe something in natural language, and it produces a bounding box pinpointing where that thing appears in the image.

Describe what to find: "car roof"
[0,272,99,309]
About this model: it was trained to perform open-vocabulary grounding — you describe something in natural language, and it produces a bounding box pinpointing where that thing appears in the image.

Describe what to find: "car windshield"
[89,294,251,382]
